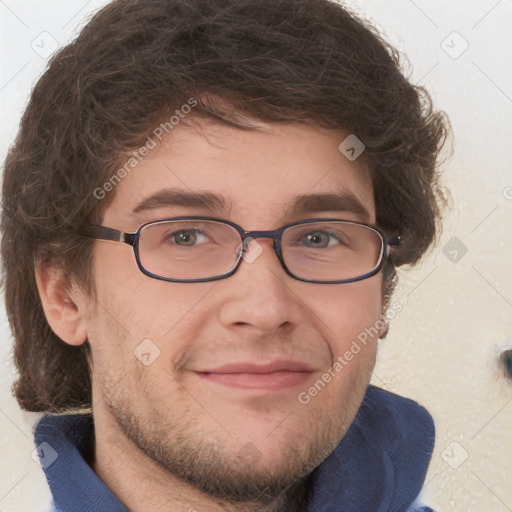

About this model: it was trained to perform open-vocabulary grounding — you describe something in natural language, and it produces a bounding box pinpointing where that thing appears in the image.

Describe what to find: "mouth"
[196,361,317,391]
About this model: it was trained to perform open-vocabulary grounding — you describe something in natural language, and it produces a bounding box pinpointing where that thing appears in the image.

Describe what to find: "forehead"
[102,120,375,228]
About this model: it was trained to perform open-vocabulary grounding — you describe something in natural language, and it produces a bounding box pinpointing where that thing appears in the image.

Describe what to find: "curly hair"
[1,0,450,412]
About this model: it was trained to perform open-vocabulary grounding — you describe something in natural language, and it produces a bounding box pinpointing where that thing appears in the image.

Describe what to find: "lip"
[196,360,317,390]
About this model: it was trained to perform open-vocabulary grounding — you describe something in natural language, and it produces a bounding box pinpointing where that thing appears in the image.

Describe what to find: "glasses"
[82,216,401,284]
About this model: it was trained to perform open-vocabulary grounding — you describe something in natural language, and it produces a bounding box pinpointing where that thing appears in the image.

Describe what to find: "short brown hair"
[1,0,449,412]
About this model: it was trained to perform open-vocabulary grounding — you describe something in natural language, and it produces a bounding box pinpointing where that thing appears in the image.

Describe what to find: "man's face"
[85,121,383,501]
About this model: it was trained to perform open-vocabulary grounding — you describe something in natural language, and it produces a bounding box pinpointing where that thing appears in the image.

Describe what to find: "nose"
[217,238,305,332]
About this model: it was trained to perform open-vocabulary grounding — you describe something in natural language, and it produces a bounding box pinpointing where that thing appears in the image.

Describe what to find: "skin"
[37,120,385,512]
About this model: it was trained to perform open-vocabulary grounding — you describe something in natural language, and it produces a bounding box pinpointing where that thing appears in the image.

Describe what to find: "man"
[1,0,449,510]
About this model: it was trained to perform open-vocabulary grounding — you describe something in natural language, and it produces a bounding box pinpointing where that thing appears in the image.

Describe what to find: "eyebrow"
[286,191,371,221]
[131,188,371,222]
[132,189,230,215]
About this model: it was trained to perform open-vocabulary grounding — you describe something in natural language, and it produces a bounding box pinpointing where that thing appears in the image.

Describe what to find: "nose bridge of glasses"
[242,229,282,253]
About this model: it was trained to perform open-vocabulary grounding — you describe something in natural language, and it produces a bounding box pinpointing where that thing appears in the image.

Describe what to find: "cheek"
[305,279,382,403]
[306,277,383,388]
[91,243,200,332]
[88,245,218,371]
[313,277,383,342]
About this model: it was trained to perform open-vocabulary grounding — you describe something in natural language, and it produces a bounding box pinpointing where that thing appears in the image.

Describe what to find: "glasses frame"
[82,216,401,284]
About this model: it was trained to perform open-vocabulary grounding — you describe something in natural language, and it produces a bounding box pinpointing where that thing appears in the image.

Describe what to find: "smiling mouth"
[196,361,315,391]
[196,370,314,390]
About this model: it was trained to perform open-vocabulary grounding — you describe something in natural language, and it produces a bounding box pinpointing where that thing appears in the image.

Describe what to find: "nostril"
[498,348,512,383]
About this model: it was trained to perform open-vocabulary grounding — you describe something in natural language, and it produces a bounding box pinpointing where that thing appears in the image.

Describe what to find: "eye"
[170,229,209,246]
[302,230,343,248]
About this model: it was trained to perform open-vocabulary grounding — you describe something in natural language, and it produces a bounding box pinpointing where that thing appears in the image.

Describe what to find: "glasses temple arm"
[81,225,137,246]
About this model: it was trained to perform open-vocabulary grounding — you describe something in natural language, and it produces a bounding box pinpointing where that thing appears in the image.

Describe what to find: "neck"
[91,404,309,512]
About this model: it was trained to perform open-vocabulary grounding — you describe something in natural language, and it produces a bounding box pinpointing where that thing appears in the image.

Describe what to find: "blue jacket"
[34,385,435,511]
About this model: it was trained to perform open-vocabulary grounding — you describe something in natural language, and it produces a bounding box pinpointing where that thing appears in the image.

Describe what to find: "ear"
[35,261,88,346]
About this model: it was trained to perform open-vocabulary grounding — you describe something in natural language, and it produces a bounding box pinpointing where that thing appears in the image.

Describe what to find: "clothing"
[34,385,435,511]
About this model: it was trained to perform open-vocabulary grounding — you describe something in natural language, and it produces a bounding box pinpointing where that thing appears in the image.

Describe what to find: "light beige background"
[1,1,511,511]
